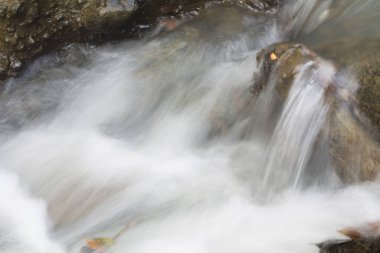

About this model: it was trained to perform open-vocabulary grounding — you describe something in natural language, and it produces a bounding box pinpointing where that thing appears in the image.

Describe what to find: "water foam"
[0,4,379,253]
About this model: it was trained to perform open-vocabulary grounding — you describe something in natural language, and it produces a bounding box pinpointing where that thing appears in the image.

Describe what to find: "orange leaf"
[86,240,104,250]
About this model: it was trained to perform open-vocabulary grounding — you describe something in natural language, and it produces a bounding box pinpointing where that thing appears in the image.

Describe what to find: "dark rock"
[0,0,281,85]
[127,0,280,36]
[0,0,139,85]
[9,57,22,72]
[318,238,380,253]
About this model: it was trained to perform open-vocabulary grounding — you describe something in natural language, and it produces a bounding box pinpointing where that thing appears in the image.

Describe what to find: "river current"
[1,1,380,253]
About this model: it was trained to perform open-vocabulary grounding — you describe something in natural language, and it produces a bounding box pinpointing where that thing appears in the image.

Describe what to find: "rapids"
[0,1,380,253]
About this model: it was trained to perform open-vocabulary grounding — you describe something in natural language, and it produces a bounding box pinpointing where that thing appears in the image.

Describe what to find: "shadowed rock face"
[0,0,281,85]
[130,0,280,25]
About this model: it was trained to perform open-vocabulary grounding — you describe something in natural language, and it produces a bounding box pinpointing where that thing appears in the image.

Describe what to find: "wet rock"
[0,0,281,85]
[316,38,380,136]
[0,53,9,80]
[124,0,280,37]
[9,57,22,72]
[318,238,380,253]
[252,42,322,98]
[251,41,380,183]
[318,221,380,253]
[0,0,137,85]
[315,38,380,182]
[329,106,380,183]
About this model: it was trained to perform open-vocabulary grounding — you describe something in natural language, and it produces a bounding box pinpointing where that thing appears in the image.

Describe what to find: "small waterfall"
[253,60,335,196]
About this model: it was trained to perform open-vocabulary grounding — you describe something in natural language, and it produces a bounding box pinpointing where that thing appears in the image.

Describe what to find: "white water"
[0,3,380,253]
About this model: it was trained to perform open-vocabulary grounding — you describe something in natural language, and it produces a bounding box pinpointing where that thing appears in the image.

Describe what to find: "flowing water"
[1,2,380,253]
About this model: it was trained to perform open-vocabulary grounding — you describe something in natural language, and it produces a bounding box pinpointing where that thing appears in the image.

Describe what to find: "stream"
[1,1,380,253]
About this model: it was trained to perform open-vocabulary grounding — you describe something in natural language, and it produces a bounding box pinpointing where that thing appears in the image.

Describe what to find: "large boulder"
[329,106,380,182]
[251,41,380,183]
[315,38,380,182]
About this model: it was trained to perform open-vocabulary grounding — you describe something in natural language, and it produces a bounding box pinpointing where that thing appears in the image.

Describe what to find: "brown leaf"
[338,227,363,240]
